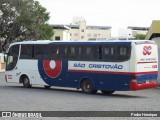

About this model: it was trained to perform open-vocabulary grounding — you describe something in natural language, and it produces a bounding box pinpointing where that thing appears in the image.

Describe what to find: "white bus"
[5,40,158,94]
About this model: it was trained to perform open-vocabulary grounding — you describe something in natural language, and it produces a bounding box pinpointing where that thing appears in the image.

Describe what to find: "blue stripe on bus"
[38,60,132,91]
[38,60,158,91]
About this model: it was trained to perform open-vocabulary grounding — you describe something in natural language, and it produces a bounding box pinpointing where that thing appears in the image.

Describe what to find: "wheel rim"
[84,82,91,91]
[24,78,29,85]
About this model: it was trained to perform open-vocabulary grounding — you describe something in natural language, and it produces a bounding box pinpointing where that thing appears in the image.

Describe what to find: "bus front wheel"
[101,90,115,95]
[81,79,97,94]
[23,77,31,88]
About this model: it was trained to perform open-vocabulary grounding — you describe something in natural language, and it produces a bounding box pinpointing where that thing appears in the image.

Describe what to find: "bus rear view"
[130,41,158,90]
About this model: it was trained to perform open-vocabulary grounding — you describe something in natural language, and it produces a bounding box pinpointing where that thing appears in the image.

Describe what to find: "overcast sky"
[37,0,160,37]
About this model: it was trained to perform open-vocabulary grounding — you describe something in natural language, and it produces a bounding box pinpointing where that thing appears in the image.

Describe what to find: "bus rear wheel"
[81,79,97,94]
[23,77,31,88]
[101,90,115,95]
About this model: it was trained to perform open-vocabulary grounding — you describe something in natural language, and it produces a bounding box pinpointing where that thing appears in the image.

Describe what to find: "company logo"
[88,64,123,69]
[143,46,152,55]
[8,75,12,79]
[43,60,62,78]
[2,112,11,117]
[72,62,123,69]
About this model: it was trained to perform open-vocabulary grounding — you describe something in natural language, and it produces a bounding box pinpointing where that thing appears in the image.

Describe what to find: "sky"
[37,0,160,37]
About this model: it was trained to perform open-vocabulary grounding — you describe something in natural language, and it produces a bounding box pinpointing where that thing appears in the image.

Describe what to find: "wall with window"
[69,29,79,41]
[63,31,70,41]
[78,21,87,40]
[52,29,70,41]
[69,26,111,41]
[87,29,111,40]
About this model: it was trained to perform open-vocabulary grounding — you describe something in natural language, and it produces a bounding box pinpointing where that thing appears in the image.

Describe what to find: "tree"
[134,33,146,40]
[0,0,54,51]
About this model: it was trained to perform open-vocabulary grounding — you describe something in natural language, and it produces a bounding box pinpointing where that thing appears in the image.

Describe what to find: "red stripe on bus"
[137,61,157,64]
[68,69,158,75]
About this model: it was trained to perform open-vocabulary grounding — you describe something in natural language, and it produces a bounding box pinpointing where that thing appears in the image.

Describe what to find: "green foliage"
[134,33,146,40]
[0,0,54,51]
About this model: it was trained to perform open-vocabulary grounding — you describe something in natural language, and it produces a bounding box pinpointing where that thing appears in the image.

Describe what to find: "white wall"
[52,29,70,41]
[0,53,5,72]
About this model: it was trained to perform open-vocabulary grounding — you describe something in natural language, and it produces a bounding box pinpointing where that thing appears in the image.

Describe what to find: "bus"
[5,40,158,94]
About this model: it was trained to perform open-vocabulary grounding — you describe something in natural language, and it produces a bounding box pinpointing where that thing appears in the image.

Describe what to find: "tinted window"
[68,46,76,59]
[50,45,67,59]
[94,46,102,60]
[102,45,115,61]
[35,45,43,59]
[58,45,67,59]
[20,45,33,59]
[84,46,94,60]
[43,45,50,59]
[18,43,131,62]
[77,46,83,60]
[50,45,59,59]
[117,45,130,61]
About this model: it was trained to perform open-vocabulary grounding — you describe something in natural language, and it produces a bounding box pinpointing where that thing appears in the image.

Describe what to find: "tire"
[23,76,31,88]
[44,85,51,89]
[101,90,115,95]
[81,79,97,94]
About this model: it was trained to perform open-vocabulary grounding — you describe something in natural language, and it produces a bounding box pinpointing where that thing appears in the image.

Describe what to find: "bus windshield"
[6,45,19,71]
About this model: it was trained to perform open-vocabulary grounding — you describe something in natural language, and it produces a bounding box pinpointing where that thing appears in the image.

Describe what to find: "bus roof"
[10,40,155,45]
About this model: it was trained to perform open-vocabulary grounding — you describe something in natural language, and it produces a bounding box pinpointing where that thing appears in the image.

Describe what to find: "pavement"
[0,72,160,120]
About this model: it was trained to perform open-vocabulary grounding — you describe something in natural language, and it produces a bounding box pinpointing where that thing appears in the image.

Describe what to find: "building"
[52,17,111,41]
[52,25,70,41]
[144,20,160,84]
[118,28,132,39]
[145,20,160,41]
[127,26,149,37]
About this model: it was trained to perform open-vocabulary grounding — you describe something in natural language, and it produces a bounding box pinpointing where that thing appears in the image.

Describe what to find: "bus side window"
[77,46,83,60]
[94,46,102,60]
[20,45,32,59]
[43,45,50,59]
[35,45,43,59]
[117,46,130,61]
[103,46,109,60]
[59,45,67,59]
[85,46,94,60]
[68,46,76,60]
[110,47,115,57]
[50,45,59,59]
[102,45,115,61]
[20,45,28,59]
